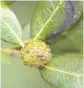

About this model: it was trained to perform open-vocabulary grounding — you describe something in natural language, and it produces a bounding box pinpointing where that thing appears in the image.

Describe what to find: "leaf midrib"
[34,1,63,40]
[1,18,24,47]
[45,66,82,77]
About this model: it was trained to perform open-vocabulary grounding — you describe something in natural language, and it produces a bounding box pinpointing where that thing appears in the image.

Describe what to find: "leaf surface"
[30,1,82,41]
[40,53,83,88]
[30,1,65,40]
[0,5,24,47]
[48,17,83,54]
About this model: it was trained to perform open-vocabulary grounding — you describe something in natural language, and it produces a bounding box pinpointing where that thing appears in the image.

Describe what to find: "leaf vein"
[34,1,62,40]
[45,66,82,77]
[1,18,24,47]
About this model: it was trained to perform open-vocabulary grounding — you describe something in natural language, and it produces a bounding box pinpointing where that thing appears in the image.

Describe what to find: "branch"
[1,48,21,57]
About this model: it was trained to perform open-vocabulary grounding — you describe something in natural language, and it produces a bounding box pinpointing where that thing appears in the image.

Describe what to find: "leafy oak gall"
[21,40,52,68]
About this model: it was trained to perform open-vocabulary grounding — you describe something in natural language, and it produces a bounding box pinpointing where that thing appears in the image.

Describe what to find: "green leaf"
[40,53,83,88]
[0,5,24,47]
[30,1,82,41]
[48,16,83,55]
[30,1,65,40]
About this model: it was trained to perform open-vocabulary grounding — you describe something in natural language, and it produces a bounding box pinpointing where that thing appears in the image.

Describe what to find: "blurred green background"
[1,1,52,88]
